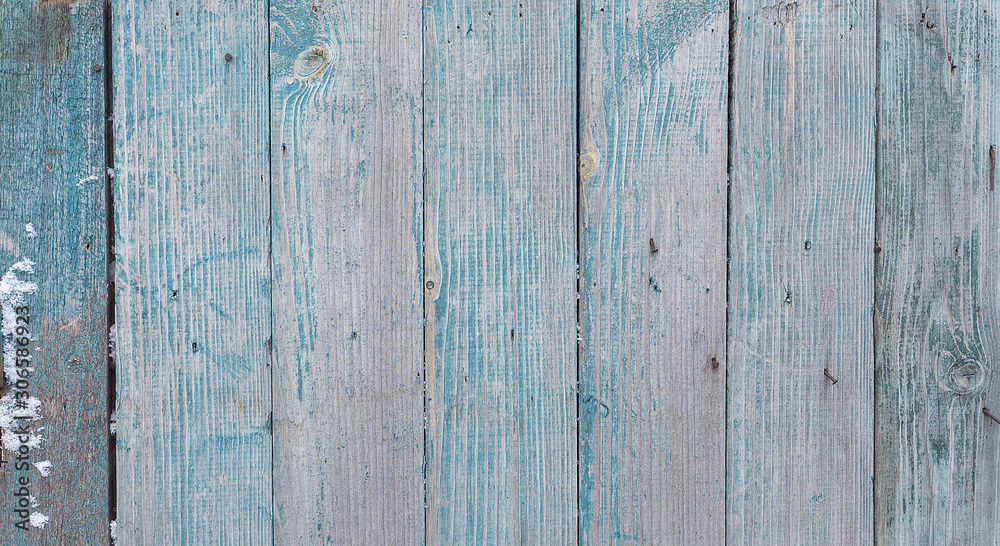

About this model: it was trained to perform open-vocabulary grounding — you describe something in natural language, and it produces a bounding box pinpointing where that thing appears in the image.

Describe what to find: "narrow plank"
[578,1,728,543]
[875,2,1000,542]
[269,0,424,542]
[728,0,876,542]
[113,2,271,543]
[423,0,578,541]
[0,1,107,542]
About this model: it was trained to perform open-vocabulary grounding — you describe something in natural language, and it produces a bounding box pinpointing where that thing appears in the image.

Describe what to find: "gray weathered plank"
[269,0,425,542]
[0,1,108,542]
[423,0,578,542]
[875,2,1000,543]
[578,1,729,543]
[113,2,271,543]
[728,0,876,542]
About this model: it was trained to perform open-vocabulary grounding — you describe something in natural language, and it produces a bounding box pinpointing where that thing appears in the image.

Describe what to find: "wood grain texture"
[113,1,271,543]
[578,1,728,543]
[728,0,875,542]
[875,2,1000,543]
[423,0,578,542]
[269,0,424,542]
[0,1,108,543]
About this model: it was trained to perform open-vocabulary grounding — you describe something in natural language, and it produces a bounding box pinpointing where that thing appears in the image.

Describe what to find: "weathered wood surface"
[269,0,424,542]
[875,2,1000,542]
[578,1,728,543]
[113,2,271,543]
[423,0,578,542]
[0,1,108,543]
[728,0,876,542]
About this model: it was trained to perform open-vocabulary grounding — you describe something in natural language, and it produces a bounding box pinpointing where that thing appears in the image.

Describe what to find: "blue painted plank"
[269,0,425,541]
[0,1,108,542]
[578,1,729,543]
[728,0,876,542]
[876,2,1000,542]
[113,1,271,543]
[423,0,578,541]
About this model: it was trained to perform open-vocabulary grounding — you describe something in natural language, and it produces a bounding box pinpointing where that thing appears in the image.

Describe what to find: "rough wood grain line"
[875,2,1000,543]
[423,0,577,542]
[0,1,108,543]
[113,1,271,543]
[577,1,728,544]
[269,0,424,542]
[728,0,876,542]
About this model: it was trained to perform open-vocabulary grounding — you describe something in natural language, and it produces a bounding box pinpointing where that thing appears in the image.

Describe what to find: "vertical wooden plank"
[577,1,728,543]
[269,0,424,542]
[423,0,577,542]
[113,1,271,543]
[728,0,875,542]
[0,1,107,542]
[876,2,1000,543]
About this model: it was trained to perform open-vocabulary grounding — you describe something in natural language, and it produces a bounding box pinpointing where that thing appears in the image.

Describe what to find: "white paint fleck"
[24,223,37,238]
[28,495,38,508]
[29,512,49,528]
[110,520,117,543]
[0,395,41,432]
[1,259,37,383]
[2,429,42,451]
[0,260,43,452]
[108,324,117,360]
[34,460,52,477]
[110,410,117,436]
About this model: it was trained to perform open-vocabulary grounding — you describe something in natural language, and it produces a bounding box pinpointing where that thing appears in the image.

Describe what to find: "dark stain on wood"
[990,144,995,191]
[0,2,74,64]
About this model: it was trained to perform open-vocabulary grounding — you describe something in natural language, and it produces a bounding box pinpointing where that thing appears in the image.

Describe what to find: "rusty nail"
[711,356,719,369]
[649,238,658,253]
[225,53,233,62]
[425,280,435,290]
[824,367,838,385]
[874,242,882,254]
[93,64,102,72]
[984,406,1000,424]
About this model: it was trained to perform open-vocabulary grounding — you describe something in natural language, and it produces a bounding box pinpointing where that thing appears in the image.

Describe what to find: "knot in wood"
[943,358,984,395]
[294,46,330,80]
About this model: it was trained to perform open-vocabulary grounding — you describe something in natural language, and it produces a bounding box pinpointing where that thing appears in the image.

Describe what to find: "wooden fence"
[0,0,997,544]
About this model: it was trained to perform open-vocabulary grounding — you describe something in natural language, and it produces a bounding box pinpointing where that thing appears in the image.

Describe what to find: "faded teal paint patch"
[0,1,108,541]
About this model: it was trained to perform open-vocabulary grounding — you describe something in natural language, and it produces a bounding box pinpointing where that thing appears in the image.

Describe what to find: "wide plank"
[578,1,729,543]
[269,0,425,542]
[728,0,876,542]
[423,0,578,541]
[113,2,271,543]
[0,1,108,543]
[875,2,1000,542]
